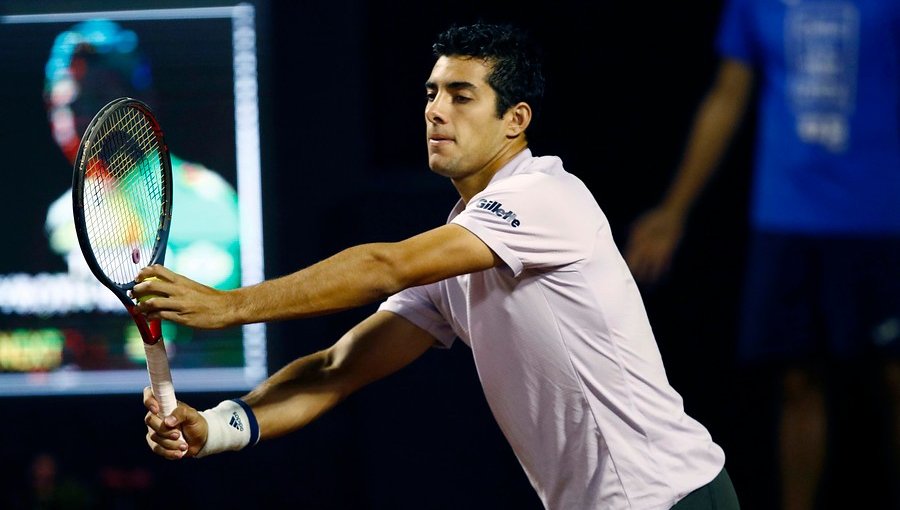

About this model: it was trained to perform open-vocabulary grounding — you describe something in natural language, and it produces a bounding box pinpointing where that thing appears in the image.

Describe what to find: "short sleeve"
[378,284,457,348]
[716,0,756,65]
[451,173,599,277]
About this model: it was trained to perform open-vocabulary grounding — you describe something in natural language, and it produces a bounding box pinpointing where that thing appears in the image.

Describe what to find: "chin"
[428,165,452,178]
[427,156,451,176]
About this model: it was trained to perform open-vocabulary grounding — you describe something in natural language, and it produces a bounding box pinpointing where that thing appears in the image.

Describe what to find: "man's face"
[424,56,511,179]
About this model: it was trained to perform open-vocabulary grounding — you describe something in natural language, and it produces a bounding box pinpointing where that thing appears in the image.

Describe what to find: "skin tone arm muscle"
[625,58,754,282]
[144,310,436,459]
[134,223,499,329]
[656,58,754,216]
[243,310,435,438]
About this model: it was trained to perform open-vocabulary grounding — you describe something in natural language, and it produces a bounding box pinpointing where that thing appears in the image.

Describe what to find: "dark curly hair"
[432,23,545,120]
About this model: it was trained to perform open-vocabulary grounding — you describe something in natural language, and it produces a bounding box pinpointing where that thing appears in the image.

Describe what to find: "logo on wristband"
[229,411,245,432]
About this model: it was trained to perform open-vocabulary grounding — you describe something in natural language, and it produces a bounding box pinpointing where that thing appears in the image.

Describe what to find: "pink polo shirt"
[379,149,724,509]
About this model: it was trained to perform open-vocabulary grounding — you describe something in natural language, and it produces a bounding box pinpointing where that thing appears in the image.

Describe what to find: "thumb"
[166,403,208,450]
[163,403,195,427]
[163,414,179,429]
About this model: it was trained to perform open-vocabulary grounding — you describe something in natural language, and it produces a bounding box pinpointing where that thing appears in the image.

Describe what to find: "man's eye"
[425,92,436,102]
[454,96,472,104]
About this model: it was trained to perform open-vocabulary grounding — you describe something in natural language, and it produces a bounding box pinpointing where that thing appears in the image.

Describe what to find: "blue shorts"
[738,230,900,364]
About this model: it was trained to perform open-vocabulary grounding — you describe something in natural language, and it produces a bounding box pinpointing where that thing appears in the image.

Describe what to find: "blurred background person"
[43,19,242,291]
[6,452,93,510]
[625,1,900,509]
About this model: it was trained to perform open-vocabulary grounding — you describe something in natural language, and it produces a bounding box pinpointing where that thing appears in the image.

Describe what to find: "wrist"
[659,196,691,222]
[228,287,252,326]
[195,399,260,458]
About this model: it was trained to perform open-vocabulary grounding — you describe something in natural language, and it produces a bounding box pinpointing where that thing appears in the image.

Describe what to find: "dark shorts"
[738,230,900,364]
[670,468,740,510]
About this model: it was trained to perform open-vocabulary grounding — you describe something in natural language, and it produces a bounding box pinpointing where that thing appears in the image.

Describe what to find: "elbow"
[316,347,355,401]
[365,243,416,296]
[320,338,369,399]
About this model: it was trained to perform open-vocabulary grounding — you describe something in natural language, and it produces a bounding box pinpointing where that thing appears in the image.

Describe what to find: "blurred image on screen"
[0,4,266,395]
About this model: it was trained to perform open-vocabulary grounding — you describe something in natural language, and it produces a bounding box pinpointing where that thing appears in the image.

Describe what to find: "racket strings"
[84,125,156,281]
[82,106,168,286]
[93,108,163,276]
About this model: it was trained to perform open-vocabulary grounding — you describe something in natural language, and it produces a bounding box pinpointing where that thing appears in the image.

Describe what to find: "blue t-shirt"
[717,0,900,234]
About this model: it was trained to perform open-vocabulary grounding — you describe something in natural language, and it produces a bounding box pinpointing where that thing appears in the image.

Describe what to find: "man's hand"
[624,61,754,285]
[624,205,686,284]
[134,265,238,329]
[144,386,208,460]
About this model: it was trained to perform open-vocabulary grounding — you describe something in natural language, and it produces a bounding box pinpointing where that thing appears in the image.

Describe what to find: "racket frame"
[72,97,173,345]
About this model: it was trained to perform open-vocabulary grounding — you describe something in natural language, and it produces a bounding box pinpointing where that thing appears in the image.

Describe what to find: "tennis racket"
[72,97,177,417]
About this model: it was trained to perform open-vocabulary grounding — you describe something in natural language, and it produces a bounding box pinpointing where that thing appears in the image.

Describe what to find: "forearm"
[240,349,347,440]
[662,62,753,216]
[663,97,742,214]
[191,312,433,455]
[237,309,434,440]
[232,243,404,325]
[137,224,494,330]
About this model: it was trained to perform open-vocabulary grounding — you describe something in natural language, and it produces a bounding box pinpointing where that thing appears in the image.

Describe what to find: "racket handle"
[144,340,178,417]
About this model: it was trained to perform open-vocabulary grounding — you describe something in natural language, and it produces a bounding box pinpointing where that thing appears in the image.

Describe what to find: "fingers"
[137,264,177,283]
[132,267,175,307]
[138,304,188,325]
[635,253,668,283]
[144,404,183,434]
[133,267,191,314]
[143,386,160,415]
[625,226,659,282]
[627,238,673,283]
[144,396,190,460]
[144,386,185,435]
[133,281,183,317]
[137,297,185,322]
[133,266,230,329]
[144,413,185,441]
[628,250,662,283]
[626,233,664,282]
[145,423,189,460]
[132,278,172,302]
[143,387,200,460]
[147,310,183,323]
[623,209,685,284]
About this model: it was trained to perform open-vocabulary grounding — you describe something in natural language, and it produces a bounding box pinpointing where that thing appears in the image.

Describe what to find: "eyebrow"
[424,80,478,91]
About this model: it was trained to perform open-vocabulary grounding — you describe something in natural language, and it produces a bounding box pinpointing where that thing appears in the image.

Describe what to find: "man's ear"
[505,102,532,138]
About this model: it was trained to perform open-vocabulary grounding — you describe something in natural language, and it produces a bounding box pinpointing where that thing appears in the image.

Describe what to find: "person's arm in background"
[144,310,435,459]
[625,59,754,283]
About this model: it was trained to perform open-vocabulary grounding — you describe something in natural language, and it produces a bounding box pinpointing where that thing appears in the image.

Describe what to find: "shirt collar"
[448,148,532,219]
[488,148,532,185]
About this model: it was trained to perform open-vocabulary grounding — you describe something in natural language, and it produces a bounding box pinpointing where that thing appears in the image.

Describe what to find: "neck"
[452,141,527,204]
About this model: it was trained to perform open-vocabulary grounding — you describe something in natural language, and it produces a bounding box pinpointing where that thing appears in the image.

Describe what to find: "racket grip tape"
[144,340,177,417]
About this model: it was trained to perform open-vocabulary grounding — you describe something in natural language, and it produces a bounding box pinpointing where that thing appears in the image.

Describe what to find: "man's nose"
[425,97,447,124]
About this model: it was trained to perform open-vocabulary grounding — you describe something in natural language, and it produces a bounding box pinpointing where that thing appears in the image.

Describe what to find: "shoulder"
[465,158,600,230]
[515,154,567,179]
[484,156,590,201]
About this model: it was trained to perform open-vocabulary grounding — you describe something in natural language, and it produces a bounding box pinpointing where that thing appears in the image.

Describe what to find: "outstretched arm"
[134,223,498,329]
[145,310,436,459]
[625,58,754,283]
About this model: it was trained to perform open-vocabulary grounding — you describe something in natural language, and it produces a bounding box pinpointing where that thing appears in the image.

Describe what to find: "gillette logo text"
[475,199,521,227]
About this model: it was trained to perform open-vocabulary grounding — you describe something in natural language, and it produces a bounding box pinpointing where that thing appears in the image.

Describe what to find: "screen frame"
[0,3,267,396]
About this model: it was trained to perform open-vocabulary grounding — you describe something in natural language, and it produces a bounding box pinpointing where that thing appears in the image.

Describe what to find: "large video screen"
[0,4,267,395]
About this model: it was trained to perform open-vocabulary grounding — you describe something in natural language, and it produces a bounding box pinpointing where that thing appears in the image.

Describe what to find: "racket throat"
[128,306,163,344]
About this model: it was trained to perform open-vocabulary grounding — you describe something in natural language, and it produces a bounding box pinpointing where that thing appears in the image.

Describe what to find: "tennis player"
[138,23,739,509]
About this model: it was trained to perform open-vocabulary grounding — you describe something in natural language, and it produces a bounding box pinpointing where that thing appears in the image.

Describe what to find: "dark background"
[1,0,866,509]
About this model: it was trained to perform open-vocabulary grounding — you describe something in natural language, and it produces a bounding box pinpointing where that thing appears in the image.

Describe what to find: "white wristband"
[196,399,260,458]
